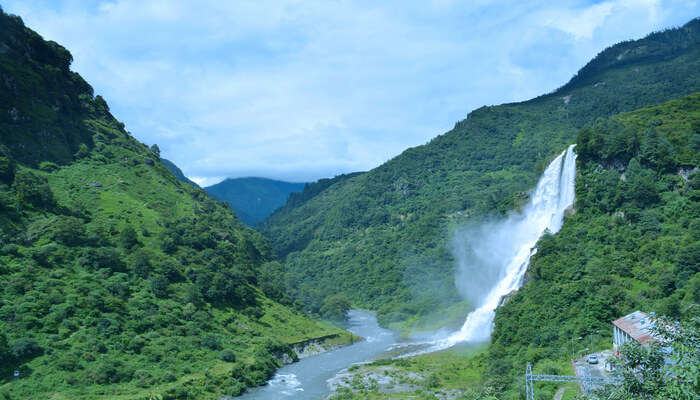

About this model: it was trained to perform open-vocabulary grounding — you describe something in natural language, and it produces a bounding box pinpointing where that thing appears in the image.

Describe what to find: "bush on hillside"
[14,170,54,208]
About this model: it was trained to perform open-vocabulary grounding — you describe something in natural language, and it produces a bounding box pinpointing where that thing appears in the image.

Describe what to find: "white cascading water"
[420,144,577,353]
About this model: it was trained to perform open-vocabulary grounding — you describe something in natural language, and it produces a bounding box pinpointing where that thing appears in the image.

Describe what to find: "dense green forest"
[0,9,345,399]
[321,93,700,400]
[205,177,306,227]
[260,18,700,328]
[485,93,700,398]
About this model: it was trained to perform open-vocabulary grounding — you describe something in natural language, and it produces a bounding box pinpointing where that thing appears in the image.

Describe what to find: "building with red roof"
[612,310,660,356]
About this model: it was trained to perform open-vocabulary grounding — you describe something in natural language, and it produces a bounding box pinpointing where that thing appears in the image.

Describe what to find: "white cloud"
[3,0,698,184]
[542,2,616,40]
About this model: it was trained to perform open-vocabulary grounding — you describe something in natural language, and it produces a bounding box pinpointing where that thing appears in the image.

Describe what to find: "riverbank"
[326,342,489,399]
[239,310,396,400]
[286,331,363,362]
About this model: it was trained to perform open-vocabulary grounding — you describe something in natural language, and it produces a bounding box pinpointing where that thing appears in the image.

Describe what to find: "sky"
[3,1,699,186]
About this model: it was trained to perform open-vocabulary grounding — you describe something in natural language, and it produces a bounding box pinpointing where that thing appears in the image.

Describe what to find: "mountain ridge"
[260,17,700,328]
[205,177,307,226]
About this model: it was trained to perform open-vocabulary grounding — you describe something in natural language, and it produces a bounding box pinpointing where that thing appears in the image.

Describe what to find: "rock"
[679,167,698,182]
[564,204,576,217]
[144,158,154,166]
[498,289,518,307]
[87,181,102,187]
[277,352,294,365]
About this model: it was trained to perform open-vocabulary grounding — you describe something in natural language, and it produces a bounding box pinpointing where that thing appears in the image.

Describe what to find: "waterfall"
[424,144,577,352]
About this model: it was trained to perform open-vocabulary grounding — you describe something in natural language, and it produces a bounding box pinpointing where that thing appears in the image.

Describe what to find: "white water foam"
[267,373,304,396]
[416,144,577,354]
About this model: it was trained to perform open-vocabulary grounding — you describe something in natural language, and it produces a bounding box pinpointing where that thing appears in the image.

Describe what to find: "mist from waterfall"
[424,144,577,352]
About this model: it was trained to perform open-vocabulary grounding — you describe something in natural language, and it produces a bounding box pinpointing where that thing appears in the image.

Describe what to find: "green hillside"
[205,177,306,227]
[486,93,700,398]
[260,18,700,328]
[0,9,343,400]
[161,158,199,188]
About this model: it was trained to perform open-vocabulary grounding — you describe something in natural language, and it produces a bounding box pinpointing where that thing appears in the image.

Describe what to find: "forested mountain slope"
[488,93,700,397]
[260,18,700,326]
[205,177,306,226]
[0,10,343,399]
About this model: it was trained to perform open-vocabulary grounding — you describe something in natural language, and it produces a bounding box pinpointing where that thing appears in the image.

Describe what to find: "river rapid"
[239,310,396,400]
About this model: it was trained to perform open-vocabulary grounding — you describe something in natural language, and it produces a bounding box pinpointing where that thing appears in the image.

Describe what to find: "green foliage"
[13,169,54,208]
[219,349,236,362]
[487,93,700,396]
[0,145,16,184]
[119,224,140,249]
[321,294,351,321]
[0,9,346,399]
[52,216,87,246]
[9,338,42,363]
[260,18,700,327]
[38,161,58,172]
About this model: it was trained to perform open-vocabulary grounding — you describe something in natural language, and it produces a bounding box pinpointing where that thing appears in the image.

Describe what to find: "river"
[239,309,397,400]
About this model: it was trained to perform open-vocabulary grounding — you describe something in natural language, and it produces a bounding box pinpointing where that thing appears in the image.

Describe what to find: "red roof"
[612,311,658,346]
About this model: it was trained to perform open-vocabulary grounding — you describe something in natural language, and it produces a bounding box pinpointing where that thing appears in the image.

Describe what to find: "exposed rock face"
[564,204,576,217]
[498,289,518,308]
[679,167,698,181]
[290,333,358,360]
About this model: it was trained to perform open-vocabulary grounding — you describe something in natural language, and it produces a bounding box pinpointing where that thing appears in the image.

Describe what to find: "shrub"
[320,294,351,321]
[88,360,131,384]
[119,224,139,249]
[202,334,220,350]
[219,349,236,362]
[14,170,54,208]
[74,143,89,159]
[0,145,15,184]
[78,247,125,272]
[56,354,80,371]
[0,244,19,255]
[150,275,169,298]
[9,338,43,362]
[52,216,87,246]
[38,161,58,172]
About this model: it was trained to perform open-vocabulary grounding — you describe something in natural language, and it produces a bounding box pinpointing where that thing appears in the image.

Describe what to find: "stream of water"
[239,310,396,400]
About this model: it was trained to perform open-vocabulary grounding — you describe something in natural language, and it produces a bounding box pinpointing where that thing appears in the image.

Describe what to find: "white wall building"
[612,310,659,356]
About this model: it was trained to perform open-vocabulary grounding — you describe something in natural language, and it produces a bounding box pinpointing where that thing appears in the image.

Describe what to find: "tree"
[0,332,12,374]
[74,143,89,159]
[150,144,160,159]
[119,224,139,249]
[9,338,43,363]
[320,294,351,321]
[52,216,87,246]
[597,317,699,400]
[0,145,16,184]
[14,170,54,208]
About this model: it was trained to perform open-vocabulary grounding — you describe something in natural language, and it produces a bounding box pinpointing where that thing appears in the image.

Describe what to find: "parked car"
[588,354,598,364]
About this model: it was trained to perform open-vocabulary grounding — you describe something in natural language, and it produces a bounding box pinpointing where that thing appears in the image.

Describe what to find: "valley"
[0,5,698,400]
